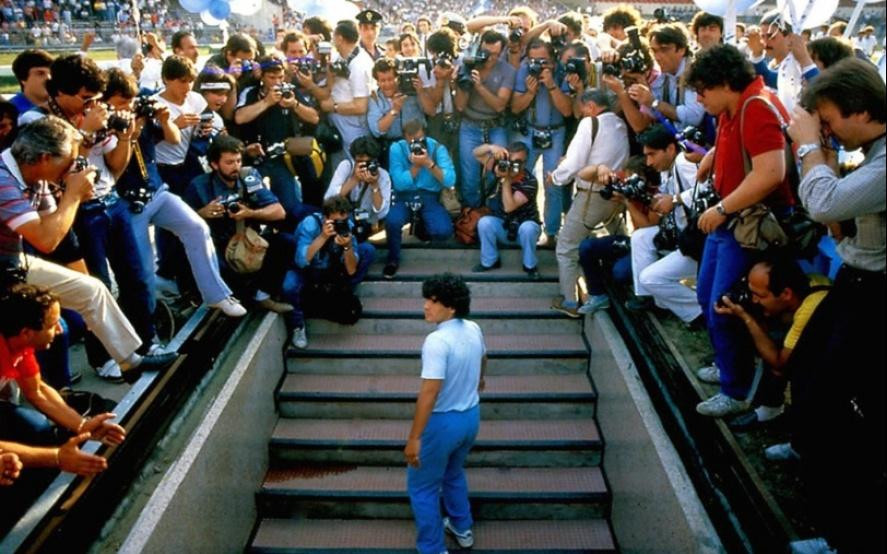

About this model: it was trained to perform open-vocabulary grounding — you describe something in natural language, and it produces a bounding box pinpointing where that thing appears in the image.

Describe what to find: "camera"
[332,218,351,237]
[433,52,455,69]
[653,215,679,252]
[197,112,216,138]
[407,196,424,236]
[265,142,287,160]
[396,57,431,96]
[352,208,371,242]
[363,159,380,176]
[442,113,460,134]
[602,63,622,77]
[275,82,297,99]
[550,34,567,54]
[331,58,351,78]
[120,186,152,214]
[240,59,258,74]
[564,57,587,84]
[607,26,648,77]
[134,95,158,119]
[527,58,546,78]
[532,129,552,150]
[291,56,324,76]
[496,158,522,174]
[508,26,523,44]
[409,139,426,156]
[611,237,631,257]
[718,277,753,310]
[509,116,529,136]
[676,125,708,154]
[653,8,670,23]
[219,192,243,214]
[456,48,490,90]
[106,110,132,133]
[316,41,333,56]
[599,174,655,206]
[70,155,101,184]
[693,186,720,214]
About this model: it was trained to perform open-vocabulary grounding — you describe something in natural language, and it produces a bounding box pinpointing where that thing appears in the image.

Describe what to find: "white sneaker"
[789,537,835,554]
[443,517,474,548]
[696,393,750,417]
[210,296,247,317]
[146,343,167,356]
[290,327,308,349]
[764,442,801,462]
[696,364,721,384]
[577,294,610,315]
[95,359,124,383]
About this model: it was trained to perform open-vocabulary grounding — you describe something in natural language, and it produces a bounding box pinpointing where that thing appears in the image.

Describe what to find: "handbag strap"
[738,95,799,194]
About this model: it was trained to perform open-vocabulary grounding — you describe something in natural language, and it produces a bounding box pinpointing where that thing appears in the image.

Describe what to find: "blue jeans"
[517,127,568,236]
[36,310,85,390]
[259,157,304,230]
[477,215,541,269]
[0,402,56,445]
[459,120,507,207]
[384,191,453,265]
[578,235,632,295]
[75,196,154,346]
[696,228,753,399]
[129,187,233,308]
[407,405,480,554]
[281,242,375,328]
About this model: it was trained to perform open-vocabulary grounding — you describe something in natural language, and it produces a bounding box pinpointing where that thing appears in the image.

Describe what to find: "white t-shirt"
[139,57,164,92]
[329,47,375,138]
[153,91,208,165]
[421,318,485,413]
[324,160,391,222]
[87,135,118,198]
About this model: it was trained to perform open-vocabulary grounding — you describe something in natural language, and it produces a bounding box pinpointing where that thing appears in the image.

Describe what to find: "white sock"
[254,290,270,302]
[120,352,141,371]
[755,404,784,422]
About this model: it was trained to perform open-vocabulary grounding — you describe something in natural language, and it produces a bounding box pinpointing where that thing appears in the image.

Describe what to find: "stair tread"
[262,465,606,497]
[280,374,594,399]
[368,259,558,281]
[251,518,616,551]
[294,333,587,355]
[361,296,560,314]
[272,419,600,445]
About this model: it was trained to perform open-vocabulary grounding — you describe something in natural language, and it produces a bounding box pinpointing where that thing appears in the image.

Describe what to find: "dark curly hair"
[684,43,755,93]
[349,135,382,159]
[0,284,58,337]
[801,57,886,123]
[46,54,107,97]
[423,273,471,318]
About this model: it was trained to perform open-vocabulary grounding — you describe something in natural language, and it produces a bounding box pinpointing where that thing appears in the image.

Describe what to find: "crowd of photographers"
[0,1,884,549]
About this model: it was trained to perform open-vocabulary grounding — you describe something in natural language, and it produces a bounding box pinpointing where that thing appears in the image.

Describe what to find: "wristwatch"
[389,109,398,116]
[332,102,339,113]
[797,143,821,160]
[651,98,661,110]
[715,200,728,216]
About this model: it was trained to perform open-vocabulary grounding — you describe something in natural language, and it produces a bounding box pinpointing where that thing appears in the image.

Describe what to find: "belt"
[462,115,502,128]
[529,122,565,131]
[837,264,886,285]
[80,191,120,210]
[157,162,185,170]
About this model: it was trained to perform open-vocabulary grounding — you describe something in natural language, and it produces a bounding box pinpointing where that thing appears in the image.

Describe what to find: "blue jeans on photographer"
[578,235,633,295]
[459,119,507,208]
[385,190,454,266]
[258,156,304,230]
[281,242,375,328]
[36,310,85,390]
[696,228,754,400]
[74,194,155,353]
[517,125,568,237]
[477,215,541,269]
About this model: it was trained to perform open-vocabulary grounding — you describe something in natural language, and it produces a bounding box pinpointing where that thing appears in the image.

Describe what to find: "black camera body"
[606,26,647,77]
[496,158,523,175]
[219,192,243,214]
[532,128,553,150]
[456,49,490,90]
[718,277,753,310]
[265,142,287,160]
[364,159,380,176]
[550,34,567,54]
[107,110,133,134]
[527,58,546,78]
[505,216,521,241]
[134,95,159,119]
[333,218,351,237]
[241,59,259,74]
[693,186,720,214]
[599,174,654,205]
[352,208,371,242]
[121,186,153,214]
[275,82,297,99]
[434,52,455,69]
[564,57,587,84]
[409,139,427,156]
[396,57,431,96]
[292,56,324,76]
[331,58,351,78]
[70,155,101,185]
[508,26,524,44]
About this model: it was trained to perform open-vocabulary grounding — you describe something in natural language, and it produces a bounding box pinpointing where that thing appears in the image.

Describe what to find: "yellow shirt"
[783,274,831,351]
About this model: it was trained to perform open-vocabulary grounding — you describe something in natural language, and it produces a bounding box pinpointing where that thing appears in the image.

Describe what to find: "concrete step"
[359,280,560,298]
[374,247,556,265]
[367,257,559,282]
[250,518,617,553]
[277,374,596,419]
[359,296,565,319]
[305,317,581,335]
[270,419,602,468]
[288,333,588,359]
[258,465,610,520]
[286,356,589,376]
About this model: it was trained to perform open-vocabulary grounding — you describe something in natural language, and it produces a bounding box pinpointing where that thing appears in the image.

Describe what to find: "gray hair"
[116,36,139,59]
[581,88,616,112]
[11,116,79,166]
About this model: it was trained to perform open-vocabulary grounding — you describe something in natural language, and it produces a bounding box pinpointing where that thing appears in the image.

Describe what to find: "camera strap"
[132,139,149,182]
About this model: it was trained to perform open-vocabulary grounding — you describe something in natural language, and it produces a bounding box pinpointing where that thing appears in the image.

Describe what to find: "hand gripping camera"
[456,48,490,90]
[602,26,647,77]
[598,174,655,206]
[564,57,587,85]
[291,56,325,77]
[409,139,427,157]
[527,58,546,79]
[717,276,754,310]
[496,158,523,175]
[396,57,431,96]
[134,95,159,118]
[362,159,380,177]
[274,83,297,100]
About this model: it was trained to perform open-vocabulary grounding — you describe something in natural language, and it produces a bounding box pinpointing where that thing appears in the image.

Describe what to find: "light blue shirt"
[389,136,456,194]
[650,58,705,127]
[421,318,485,413]
[366,92,425,140]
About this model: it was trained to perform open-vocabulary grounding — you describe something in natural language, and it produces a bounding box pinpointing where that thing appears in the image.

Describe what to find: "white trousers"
[630,226,701,323]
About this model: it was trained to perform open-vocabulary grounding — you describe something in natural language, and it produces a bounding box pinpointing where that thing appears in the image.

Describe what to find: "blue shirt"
[9,93,35,116]
[513,61,569,127]
[388,136,456,195]
[421,318,485,413]
[366,92,424,140]
[294,213,360,270]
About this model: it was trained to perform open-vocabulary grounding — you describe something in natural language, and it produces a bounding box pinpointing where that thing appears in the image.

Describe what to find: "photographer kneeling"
[285,197,376,350]
[324,136,391,241]
[184,135,296,316]
[384,119,456,279]
[472,142,541,279]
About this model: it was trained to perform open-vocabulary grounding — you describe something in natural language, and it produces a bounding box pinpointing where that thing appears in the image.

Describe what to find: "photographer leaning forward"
[235,54,320,229]
[471,142,542,279]
[454,30,516,208]
[0,117,176,383]
[324,136,391,240]
[784,57,885,553]
[367,58,426,166]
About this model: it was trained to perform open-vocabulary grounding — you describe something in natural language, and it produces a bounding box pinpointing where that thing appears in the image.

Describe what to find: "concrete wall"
[118,314,286,554]
[586,313,724,554]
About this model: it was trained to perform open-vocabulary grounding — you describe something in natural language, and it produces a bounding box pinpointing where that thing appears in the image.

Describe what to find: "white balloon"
[777,0,840,29]
[200,9,224,26]
[231,0,262,15]
[692,0,759,17]
[287,0,359,21]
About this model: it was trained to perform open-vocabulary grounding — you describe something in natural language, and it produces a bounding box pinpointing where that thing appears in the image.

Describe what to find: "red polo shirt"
[0,335,39,383]
[713,77,794,207]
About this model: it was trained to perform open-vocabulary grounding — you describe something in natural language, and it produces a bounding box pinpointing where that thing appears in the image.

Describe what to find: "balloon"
[179,0,212,13]
[208,0,231,20]
[230,0,262,15]
[692,0,759,16]
[777,0,839,29]
[287,0,359,21]
[200,9,224,25]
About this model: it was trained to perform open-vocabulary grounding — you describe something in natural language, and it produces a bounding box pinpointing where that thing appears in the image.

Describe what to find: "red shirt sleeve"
[742,99,785,158]
[14,348,41,381]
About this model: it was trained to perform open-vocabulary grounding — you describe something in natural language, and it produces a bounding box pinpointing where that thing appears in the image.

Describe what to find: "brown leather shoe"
[258,297,295,314]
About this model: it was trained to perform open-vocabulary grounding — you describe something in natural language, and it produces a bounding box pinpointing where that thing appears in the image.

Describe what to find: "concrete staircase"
[249,245,617,553]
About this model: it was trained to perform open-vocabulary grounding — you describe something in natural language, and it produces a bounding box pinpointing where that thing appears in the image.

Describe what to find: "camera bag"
[224,177,269,273]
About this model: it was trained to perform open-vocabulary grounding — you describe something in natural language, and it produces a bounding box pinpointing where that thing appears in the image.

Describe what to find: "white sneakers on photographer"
[95,359,124,383]
[443,517,474,548]
[210,296,247,317]
[696,393,750,417]
[696,364,721,384]
[290,327,308,349]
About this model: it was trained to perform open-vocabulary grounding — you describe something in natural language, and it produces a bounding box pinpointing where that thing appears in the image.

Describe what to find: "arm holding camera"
[153,104,181,144]
[511,74,539,113]
[17,167,96,254]
[603,74,652,133]
[714,295,788,373]
[228,200,285,222]
[495,166,528,214]
[466,15,523,34]
[234,87,282,125]
[376,93,407,135]
[196,196,227,220]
